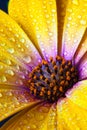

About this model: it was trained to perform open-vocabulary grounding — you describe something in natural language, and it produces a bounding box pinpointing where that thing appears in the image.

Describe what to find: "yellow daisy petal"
[66,80,87,109]
[40,103,57,130]
[8,0,57,59]
[62,0,87,60]
[57,0,68,55]
[1,102,52,130]
[57,98,87,130]
[0,87,39,121]
[0,10,41,70]
[0,10,42,86]
[75,29,87,64]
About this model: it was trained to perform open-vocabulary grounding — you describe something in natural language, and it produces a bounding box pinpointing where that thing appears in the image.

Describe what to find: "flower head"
[0,0,87,129]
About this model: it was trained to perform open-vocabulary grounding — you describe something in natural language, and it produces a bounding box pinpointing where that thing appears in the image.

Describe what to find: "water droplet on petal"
[0,76,7,82]
[48,32,53,36]
[9,37,15,42]
[6,91,12,96]
[72,0,79,5]
[0,65,3,69]
[0,42,6,46]
[68,17,72,20]
[20,38,25,43]
[78,15,82,19]
[80,20,86,25]
[45,14,50,18]
[7,48,15,54]
[15,34,19,38]
[0,29,4,32]
[24,56,31,63]
[67,9,73,13]
[6,70,15,76]
[51,9,56,13]
[5,59,12,65]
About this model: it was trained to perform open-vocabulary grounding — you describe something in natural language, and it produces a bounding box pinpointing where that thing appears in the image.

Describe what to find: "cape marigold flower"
[0,0,87,129]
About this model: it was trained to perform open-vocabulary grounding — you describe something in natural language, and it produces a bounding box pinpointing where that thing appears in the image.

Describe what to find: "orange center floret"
[28,56,78,103]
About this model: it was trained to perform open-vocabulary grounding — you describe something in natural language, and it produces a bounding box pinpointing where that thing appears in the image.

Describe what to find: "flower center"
[28,56,78,103]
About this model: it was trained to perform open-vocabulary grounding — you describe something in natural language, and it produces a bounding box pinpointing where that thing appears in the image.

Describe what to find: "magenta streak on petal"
[79,62,87,80]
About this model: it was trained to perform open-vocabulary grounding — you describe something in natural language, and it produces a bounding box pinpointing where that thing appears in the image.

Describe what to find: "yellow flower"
[0,0,87,129]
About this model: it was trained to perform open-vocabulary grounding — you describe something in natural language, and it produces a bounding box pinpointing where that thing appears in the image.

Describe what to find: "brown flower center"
[28,56,78,103]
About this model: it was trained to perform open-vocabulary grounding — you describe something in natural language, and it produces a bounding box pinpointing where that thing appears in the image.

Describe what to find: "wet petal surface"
[0,10,42,86]
[62,0,87,60]
[9,0,57,59]
[57,98,87,130]
[56,0,68,55]
[0,87,39,121]
[66,80,87,109]
[1,102,55,130]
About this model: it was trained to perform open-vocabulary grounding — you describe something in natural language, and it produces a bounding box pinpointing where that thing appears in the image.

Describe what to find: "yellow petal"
[8,0,57,59]
[56,0,68,55]
[0,10,42,86]
[57,98,87,130]
[0,87,39,121]
[40,103,57,130]
[0,10,41,70]
[1,102,52,130]
[62,0,87,60]
[75,29,87,64]
[66,80,87,110]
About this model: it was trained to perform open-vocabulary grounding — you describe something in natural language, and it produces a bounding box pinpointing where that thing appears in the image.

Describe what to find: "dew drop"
[16,80,23,85]
[66,24,70,28]
[64,52,67,56]
[20,38,25,43]
[67,9,73,13]
[6,70,15,76]
[7,48,15,54]
[0,65,3,69]
[6,91,12,96]
[5,59,12,65]
[9,28,12,31]
[0,29,4,32]
[47,20,51,24]
[21,48,24,52]
[24,56,31,63]
[72,0,79,5]
[45,14,50,18]
[51,9,56,13]
[0,76,7,82]
[48,32,53,36]
[80,20,86,25]
[0,42,6,46]
[37,34,41,39]
[15,65,20,70]
[78,15,82,19]
[17,44,21,48]
[9,37,15,42]
[15,34,19,38]
[68,17,72,20]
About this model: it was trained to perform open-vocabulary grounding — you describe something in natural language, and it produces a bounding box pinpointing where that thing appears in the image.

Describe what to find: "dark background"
[0,0,11,127]
[0,0,9,12]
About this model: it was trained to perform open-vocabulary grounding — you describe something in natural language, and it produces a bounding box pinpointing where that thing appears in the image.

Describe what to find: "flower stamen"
[28,56,79,103]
